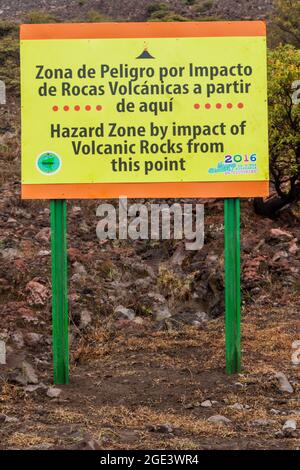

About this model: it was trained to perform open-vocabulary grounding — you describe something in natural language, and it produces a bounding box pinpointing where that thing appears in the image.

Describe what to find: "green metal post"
[224,198,241,374]
[50,199,69,384]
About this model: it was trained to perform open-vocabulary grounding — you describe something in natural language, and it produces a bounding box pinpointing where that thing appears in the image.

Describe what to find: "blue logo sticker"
[37,152,61,175]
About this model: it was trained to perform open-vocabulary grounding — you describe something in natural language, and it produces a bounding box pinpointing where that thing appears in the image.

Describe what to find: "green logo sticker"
[37,152,61,175]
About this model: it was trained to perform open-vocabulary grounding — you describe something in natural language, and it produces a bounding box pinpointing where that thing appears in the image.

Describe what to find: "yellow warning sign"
[20,21,269,198]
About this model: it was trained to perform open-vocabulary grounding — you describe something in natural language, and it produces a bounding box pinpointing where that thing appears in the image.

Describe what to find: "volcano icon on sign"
[136,42,155,59]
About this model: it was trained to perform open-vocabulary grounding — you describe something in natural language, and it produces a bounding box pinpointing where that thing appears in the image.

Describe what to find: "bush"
[270,0,300,48]
[148,10,170,20]
[192,15,221,21]
[85,10,112,22]
[192,0,214,15]
[23,10,59,24]
[146,3,169,16]
[149,13,188,22]
[0,20,18,38]
[146,2,189,21]
[254,45,300,217]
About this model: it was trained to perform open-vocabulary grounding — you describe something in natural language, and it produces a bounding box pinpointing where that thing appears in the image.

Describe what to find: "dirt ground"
[0,303,300,450]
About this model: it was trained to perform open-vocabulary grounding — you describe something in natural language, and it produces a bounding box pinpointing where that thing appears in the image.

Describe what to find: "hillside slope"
[0,0,274,22]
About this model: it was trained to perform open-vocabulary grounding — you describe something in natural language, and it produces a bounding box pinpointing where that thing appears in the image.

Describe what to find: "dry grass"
[50,408,86,423]
[7,432,54,448]
[89,404,237,438]
[0,382,22,402]
[1,304,299,450]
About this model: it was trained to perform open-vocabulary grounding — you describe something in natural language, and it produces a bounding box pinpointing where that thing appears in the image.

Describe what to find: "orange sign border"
[21,21,268,199]
[21,181,268,199]
[20,21,266,40]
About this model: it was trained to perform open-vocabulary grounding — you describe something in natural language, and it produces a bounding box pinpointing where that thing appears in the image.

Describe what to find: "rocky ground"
[0,94,300,449]
[0,0,273,22]
[0,0,299,451]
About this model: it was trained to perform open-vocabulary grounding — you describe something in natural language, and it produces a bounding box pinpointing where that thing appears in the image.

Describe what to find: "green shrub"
[163,14,188,22]
[270,0,300,48]
[23,10,59,24]
[254,45,300,216]
[146,2,189,22]
[192,0,213,14]
[146,2,169,16]
[85,10,112,22]
[149,10,170,20]
[0,20,18,38]
[192,15,221,21]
